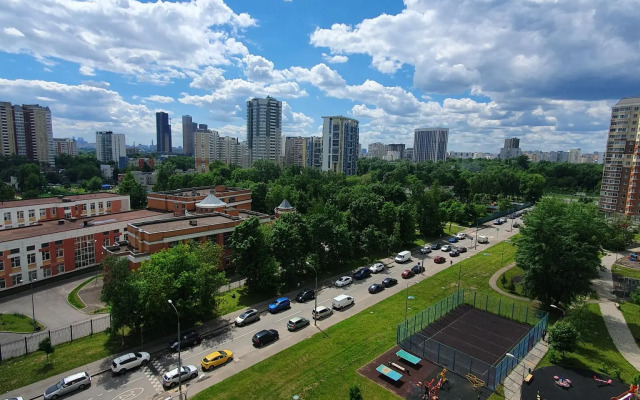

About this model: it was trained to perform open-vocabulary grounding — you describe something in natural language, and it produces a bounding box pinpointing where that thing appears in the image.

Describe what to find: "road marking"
[112,387,144,400]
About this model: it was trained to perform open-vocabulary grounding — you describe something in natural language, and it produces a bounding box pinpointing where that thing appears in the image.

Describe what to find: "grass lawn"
[67,275,99,310]
[192,240,523,400]
[612,264,640,280]
[216,286,268,317]
[496,266,525,296]
[0,313,44,333]
[620,302,640,343]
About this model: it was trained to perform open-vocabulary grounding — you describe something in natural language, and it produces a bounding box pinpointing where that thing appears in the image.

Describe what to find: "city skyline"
[1,1,639,153]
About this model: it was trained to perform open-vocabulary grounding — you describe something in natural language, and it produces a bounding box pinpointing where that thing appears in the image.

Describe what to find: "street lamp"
[168,299,183,400]
[30,277,37,332]
[474,219,479,250]
[307,262,318,326]
[505,352,527,381]
[404,281,417,332]
[501,239,511,268]
[550,304,566,317]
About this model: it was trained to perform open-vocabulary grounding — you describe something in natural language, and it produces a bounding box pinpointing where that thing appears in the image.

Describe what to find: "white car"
[312,306,333,320]
[456,232,466,240]
[335,276,353,287]
[441,244,452,252]
[162,365,198,388]
[111,352,150,374]
[369,262,385,273]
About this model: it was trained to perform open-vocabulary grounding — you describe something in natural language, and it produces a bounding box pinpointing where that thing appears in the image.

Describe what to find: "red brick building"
[147,185,251,215]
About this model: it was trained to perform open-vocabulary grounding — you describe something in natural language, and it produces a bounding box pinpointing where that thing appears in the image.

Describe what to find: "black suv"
[295,289,315,303]
[411,264,425,274]
[353,267,372,280]
[430,243,441,250]
[169,331,202,352]
[252,329,279,347]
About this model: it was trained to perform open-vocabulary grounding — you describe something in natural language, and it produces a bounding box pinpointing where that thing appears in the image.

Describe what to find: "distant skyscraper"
[321,116,359,176]
[246,96,282,165]
[500,137,522,159]
[304,136,323,169]
[156,112,171,153]
[22,104,54,165]
[96,131,126,164]
[388,144,406,159]
[12,105,26,156]
[182,115,195,156]
[568,148,582,164]
[0,102,17,156]
[413,128,448,162]
[284,136,306,167]
[367,142,387,159]
[600,97,640,217]
[53,138,78,156]
[194,129,219,173]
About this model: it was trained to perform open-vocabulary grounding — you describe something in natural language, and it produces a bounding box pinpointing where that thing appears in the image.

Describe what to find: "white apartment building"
[413,128,448,162]
[321,116,359,176]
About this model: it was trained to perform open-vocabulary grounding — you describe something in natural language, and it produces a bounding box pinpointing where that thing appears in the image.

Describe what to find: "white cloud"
[79,66,95,76]
[143,95,175,104]
[3,27,24,37]
[322,53,348,64]
[81,80,111,89]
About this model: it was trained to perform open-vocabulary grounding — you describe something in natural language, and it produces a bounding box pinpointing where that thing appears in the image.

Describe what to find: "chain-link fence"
[0,314,110,361]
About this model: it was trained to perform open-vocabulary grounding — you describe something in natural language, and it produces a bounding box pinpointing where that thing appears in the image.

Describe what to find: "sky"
[1,0,639,153]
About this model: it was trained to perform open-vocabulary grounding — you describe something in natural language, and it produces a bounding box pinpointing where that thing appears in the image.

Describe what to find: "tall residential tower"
[155,112,172,154]
[246,96,282,165]
[321,116,359,176]
[413,128,448,162]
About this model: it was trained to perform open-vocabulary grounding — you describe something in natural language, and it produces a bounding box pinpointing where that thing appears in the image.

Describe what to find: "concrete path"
[488,263,533,302]
[77,276,107,313]
[503,340,549,400]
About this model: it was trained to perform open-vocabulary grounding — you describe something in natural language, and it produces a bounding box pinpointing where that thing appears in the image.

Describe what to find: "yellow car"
[201,350,233,371]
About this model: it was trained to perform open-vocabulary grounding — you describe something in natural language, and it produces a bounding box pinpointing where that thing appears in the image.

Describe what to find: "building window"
[4,212,10,222]
[0,260,3,271]
[74,235,95,269]
[57,265,64,274]
[90,203,96,210]
[28,270,37,282]
[27,253,36,264]
[55,240,62,245]
[223,232,232,247]
[27,245,35,251]
[41,243,49,248]
[28,209,35,218]
[10,248,19,254]
[107,201,111,208]
[17,211,24,219]
[51,207,56,213]
[11,257,20,268]
[56,248,64,258]
[103,238,109,246]
[82,204,87,211]
[12,275,22,286]
[99,202,104,209]
[43,267,51,277]
[0,278,5,289]
[42,251,50,261]
[40,209,46,217]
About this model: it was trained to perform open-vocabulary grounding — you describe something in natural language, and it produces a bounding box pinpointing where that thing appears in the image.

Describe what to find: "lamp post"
[168,299,182,400]
[550,304,566,317]
[474,219,479,250]
[501,239,511,268]
[404,281,417,332]
[307,263,318,326]
[30,277,37,332]
[505,352,527,381]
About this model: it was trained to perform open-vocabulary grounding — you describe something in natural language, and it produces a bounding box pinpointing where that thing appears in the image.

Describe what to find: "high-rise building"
[0,102,17,156]
[12,105,26,157]
[96,131,126,164]
[217,136,243,167]
[246,96,282,165]
[321,116,359,176]
[198,124,208,130]
[500,137,522,159]
[284,136,306,167]
[194,129,219,173]
[53,138,78,156]
[388,144,406,160]
[304,136,323,169]
[413,128,448,163]
[155,112,172,154]
[568,148,582,164]
[367,142,387,159]
[22,104,54,165]
[182,115,196,156]
[599,97,640,217]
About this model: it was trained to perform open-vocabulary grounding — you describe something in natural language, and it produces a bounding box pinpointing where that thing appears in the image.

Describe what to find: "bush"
[506,279,516,293]
[500,274,507,285]
[549,320,579,355]
[632,287,640,305]
[632,373,640,385]
[548,349,560,363]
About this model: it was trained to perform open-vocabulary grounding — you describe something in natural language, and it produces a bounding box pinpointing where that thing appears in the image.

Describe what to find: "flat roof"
[132,210,270,234]
[0,192,124,210]
[147,186,249,198]
[0,210,167,243]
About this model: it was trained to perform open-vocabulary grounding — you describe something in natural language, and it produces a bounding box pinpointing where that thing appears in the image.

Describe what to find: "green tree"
[83,176,103,191]
[515,198,606,306]
[230,217,279,293]
[308,205,352,270]
[154,161,175,191]
[549,320,579,355]
[118,171,147,209]
[38,337,55,364]
[520,173,546,203]
[349,386,363,400]
[497,196,512,212]
[101,256,140,334]
[270,212,311,286]
[0,182,15,202]
[417,186,444,237]
[17,163,45,193]
[602,215,635,252]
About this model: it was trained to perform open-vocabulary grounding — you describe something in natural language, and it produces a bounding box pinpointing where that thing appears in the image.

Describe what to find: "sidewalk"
[502,340,549,400]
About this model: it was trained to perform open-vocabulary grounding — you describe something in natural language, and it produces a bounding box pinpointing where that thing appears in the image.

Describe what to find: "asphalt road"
[2,217,523,400]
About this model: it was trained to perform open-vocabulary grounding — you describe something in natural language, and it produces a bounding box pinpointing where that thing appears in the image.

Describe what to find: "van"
[478,235,489,244]
[332,294,355,310]
[395,250,411,263]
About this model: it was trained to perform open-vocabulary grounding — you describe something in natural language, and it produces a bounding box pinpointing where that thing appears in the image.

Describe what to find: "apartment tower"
[246,96,282,165]
[0,102,17,156]
[599,97,640,217]
[413,128,449,162]
[155,112,172,154]
[182,115,197,156]
[96,131,126,163]
[321,116,359,176]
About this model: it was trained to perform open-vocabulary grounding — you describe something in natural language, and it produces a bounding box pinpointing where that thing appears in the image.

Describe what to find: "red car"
[401,269,415,279]
[434,256,446,264]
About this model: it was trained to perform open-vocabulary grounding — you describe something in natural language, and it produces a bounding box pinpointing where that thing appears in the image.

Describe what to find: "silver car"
[44,371,91,400]
[235,308,260,327]
[162,365,198,389]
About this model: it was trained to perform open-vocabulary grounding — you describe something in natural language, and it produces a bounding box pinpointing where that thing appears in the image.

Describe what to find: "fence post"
[473,291,477,307]
[70,325,73,342]
[525,307,529,324]
[511,302,515,319]
[48,331,51,341]
[91,319,93,336]
[0,343,2,361]
[485,294,488,311]
[24,337,28,354]
[498,298,501,315]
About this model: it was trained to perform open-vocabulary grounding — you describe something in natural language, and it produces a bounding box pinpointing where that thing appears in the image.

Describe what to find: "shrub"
[500,274,507,285]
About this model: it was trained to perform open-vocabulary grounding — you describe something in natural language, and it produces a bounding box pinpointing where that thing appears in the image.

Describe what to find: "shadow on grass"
[36,362,55,374]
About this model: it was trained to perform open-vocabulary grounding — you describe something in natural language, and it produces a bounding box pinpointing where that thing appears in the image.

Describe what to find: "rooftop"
[0,210,168,243]
[0,192,124,210]
[616,97,640,106]
[147,186,249,198]
[131,210,270,234]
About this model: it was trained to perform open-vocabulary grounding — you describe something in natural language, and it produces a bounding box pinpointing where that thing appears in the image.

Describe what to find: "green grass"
[192,240,523,400]
[216,286,268,317]
[612,264,640,280]
[0,313,44,333]
[620,302,640,343]
[67,275,99,310]
[496,266,525,296]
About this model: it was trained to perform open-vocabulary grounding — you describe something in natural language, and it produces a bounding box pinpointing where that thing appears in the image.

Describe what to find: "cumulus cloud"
[3,27,24,37]
[143,95,175,104]
[79,66,95,76]
[322,53,348,63]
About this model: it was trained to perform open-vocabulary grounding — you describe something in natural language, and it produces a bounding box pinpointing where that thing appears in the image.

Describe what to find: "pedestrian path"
[488,263,532,302]
[502,340,549,400]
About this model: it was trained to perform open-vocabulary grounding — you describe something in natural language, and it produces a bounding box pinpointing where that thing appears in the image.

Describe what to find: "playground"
[521,366,632,400]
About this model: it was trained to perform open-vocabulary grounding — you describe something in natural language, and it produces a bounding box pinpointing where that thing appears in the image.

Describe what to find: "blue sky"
[1,0,639,153]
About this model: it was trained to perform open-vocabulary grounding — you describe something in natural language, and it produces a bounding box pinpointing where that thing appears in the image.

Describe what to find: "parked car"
[457,246,467,253]
[235,309,260,327]
[335,276,353,287]
[295,289,315,303]
[441,244,452,252]
[395,250,412,263]
[162,365,198,388]
[477,235,489,244]
[448,237,458,243]
[332,294,355,309]
[368,283,384,294]
[493,219,503,225]
[287,317,310,331]
[252,329,279,347]
[456,232,466,240]
[44,372,91,400]
[509,214,517,219]
[434,256,446,264]
[353,267,372,280]
[312,305,333,320]
[201,350,233,371]
[369,262,385,273]
[430,243,441,250]
[169,331,201,352]
[268,297,291,313]
[411,264,425,274]
[111,352,150,375]
[402,269,414,279]
[499,217,508,223]
[382,277,398,287]
[420,245,432,254]
[450,249,460,257]
[513,222,521,228]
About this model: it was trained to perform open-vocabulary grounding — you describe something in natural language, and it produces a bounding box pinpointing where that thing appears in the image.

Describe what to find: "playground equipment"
[553,375,572,388]
[594,374,613,386]
[416,369,449,400]
[466,373,486,388]
[610,385,638,400]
